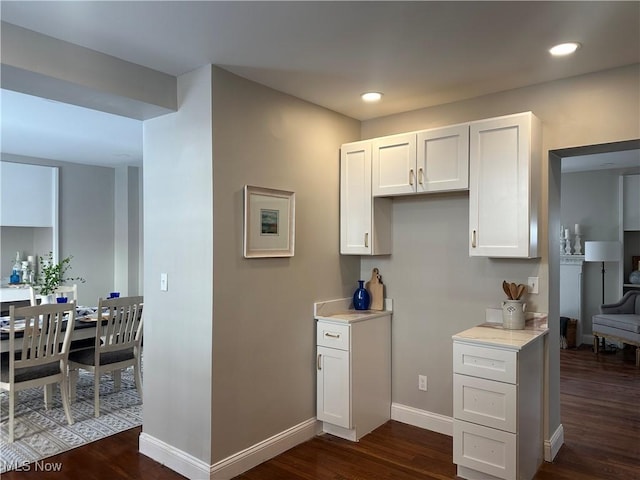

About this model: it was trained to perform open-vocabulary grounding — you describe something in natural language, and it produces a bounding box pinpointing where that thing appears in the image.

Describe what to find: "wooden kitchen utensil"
[515,283,527,300]
[502,280,512,299]
[366,268,384,311]
[509,282,519,301]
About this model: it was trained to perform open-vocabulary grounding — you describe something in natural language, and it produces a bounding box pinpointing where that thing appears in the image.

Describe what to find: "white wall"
[1,22,176,120]
[0,153,135,305]
[142,66,215,463]
[114,165,142,295]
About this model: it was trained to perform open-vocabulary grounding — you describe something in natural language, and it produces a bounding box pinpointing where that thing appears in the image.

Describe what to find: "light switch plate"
[160,273,168,291]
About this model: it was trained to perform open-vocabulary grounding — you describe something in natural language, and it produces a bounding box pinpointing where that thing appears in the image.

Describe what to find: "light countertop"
[314,298,392,324]
[453,316,548,350]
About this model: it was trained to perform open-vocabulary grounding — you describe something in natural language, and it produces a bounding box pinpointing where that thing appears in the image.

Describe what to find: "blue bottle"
[353,280,370,310]
[10,268,20,284]
[10,251,21,284]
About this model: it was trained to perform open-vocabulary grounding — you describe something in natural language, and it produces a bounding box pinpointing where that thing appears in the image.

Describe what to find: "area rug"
[0,367,142,473]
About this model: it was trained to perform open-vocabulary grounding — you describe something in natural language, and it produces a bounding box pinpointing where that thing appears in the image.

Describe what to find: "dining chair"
[29,284,78,305]
[29,283,97,355]
[0,302,75,442]
[68,295,143,417]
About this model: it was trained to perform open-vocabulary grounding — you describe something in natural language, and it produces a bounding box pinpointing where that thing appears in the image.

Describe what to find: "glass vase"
[353,280,370,311]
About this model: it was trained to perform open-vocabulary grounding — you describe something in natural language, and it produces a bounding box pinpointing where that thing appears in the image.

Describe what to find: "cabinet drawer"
[317,322,350,350]
[454,374,516,433]
[453,343,517,384]
[453,419,516,480]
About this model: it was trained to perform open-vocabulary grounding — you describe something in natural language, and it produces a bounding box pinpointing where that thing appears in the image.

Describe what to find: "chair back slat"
[28,284,78,306]
[97,296,143,354]
[9,303,75,379]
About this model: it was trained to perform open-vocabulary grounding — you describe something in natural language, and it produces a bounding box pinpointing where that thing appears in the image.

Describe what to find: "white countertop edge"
[453,317,548,351]
[314,297,393,323]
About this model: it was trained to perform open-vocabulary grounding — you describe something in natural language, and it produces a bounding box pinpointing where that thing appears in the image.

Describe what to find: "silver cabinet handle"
[317,354,322,370]
[324,332,340,338]
[364,232,369,248]
[471,230,477,248]
[418,167,424,185]
[409,168,414,186]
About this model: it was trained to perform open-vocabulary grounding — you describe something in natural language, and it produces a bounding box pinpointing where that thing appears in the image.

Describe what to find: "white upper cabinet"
[469,112,541,258]
[372,133,417,196]
[372,125,469,196]
[417,124,469,193]
[340,141,391,255]
[623,174,640,231]
[1,162,59,227]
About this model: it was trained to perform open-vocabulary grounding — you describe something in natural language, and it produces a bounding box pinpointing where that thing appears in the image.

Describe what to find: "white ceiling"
[1,1,639,168]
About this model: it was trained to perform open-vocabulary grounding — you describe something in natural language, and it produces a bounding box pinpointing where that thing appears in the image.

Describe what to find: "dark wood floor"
[3,345,638,479]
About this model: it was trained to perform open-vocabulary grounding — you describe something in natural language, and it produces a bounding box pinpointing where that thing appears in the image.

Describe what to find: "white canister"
[502,300,526,329]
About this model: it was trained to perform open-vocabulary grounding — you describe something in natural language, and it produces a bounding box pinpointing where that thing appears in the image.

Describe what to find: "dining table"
[0,307,102,353]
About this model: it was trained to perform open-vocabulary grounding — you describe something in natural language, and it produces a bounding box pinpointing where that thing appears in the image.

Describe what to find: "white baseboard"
[140,418,320,480]
[210,418,319,479]
[544,423,564,462]
[139,432,211,480]
[391,403,453,436]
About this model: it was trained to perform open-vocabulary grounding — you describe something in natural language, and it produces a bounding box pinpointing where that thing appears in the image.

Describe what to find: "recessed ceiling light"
[361,92,383,102]
[549,42,581,56]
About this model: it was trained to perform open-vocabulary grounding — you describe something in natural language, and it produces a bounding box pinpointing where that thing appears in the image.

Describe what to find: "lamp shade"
[584,241,621,262]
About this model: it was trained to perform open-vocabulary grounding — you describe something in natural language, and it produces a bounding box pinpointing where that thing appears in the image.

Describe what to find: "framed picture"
[632,256,640,272]
[243,185,295,258]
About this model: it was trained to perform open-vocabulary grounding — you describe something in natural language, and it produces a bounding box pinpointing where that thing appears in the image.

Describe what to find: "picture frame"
[632,256,640,272]
[243,185,295,258]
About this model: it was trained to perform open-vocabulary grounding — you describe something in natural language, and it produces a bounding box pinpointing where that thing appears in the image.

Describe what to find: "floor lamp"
[584,241,621,305]
[585,241,621,352]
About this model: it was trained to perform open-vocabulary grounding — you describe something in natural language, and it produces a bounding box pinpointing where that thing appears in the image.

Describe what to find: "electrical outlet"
[418,375,427,391]
[527,277,539,294]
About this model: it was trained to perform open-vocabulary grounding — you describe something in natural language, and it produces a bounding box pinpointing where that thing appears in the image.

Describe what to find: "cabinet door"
[1,162,58,227]
[623,174,640,231]
[417,125,469,193]
[340,142,392,255]
[469,112,540,258]
[317,345,350,428]
[340,141,372,254]
[372,133,416,196]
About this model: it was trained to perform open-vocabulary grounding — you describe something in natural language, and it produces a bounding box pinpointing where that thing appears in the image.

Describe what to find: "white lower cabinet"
[453,333,544,480]
[316,314,391,441]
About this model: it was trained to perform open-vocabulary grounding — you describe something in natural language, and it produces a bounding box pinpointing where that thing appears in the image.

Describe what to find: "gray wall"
[140,64,638,469]
[561,169,623,336]
[210,67,360,461]
[359,64,639,439]
[142,65,361,465]
[0,153,141,305]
